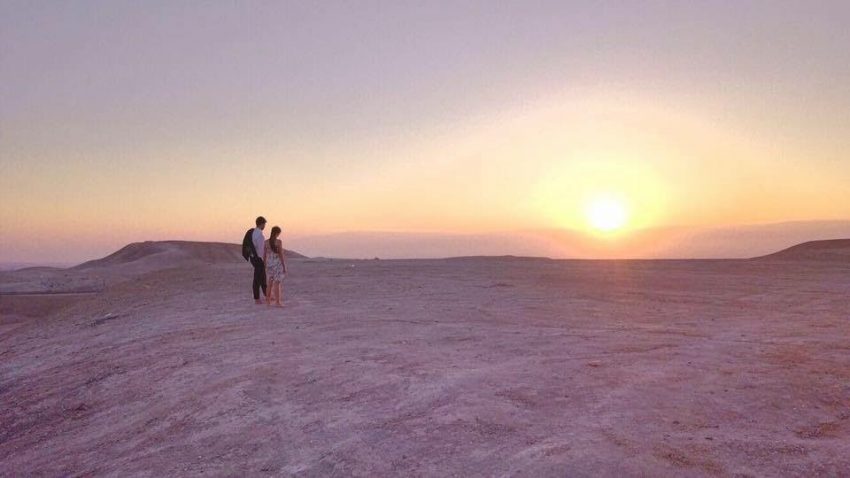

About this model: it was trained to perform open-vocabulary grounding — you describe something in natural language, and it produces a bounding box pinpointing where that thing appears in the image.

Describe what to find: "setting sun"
[585,195,629,232]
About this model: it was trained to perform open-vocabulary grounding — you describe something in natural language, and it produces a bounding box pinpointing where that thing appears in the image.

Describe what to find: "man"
[247,216,268,304]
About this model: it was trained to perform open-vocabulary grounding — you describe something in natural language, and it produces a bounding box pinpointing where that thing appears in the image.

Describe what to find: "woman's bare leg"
[268,280,280,306]
[275,281,283,306]
[265,280,273,305]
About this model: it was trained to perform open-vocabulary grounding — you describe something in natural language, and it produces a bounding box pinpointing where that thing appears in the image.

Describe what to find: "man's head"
[255,216,267,230]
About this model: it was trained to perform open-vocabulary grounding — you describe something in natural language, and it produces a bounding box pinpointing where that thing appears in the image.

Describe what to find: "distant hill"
[756,239,850,261]
[286,221,850,260]
[74,240,306,271]
[0,263,72,272]
[0,242,307,295]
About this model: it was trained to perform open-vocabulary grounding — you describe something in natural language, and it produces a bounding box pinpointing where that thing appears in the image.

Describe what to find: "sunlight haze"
[1,1,849,263]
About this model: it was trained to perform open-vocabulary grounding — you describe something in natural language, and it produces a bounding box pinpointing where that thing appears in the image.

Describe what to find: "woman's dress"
[266,242,285,281]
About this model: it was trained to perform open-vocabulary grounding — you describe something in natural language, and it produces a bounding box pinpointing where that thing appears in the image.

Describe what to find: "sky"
[2,0,849,263]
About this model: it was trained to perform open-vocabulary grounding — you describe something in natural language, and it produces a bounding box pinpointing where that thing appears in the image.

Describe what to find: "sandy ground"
[1,253,849,476]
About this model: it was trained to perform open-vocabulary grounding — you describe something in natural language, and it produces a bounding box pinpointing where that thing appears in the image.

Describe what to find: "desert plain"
[1,240,849,476]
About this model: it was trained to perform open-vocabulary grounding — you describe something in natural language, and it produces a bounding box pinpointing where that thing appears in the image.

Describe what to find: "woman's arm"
[279,239,287,273]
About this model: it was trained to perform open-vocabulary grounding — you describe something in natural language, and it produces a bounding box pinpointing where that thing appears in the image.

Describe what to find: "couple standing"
[243,216,287,307]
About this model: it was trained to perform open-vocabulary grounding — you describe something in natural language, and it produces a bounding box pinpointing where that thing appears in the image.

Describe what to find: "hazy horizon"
[2,219,849,267]
[2,1,849,263]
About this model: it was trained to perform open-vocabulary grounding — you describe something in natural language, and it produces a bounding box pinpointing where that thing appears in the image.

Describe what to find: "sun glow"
[585,195,629,232]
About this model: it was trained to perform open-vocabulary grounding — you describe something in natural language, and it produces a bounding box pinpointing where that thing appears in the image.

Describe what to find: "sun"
[585,195,629,232]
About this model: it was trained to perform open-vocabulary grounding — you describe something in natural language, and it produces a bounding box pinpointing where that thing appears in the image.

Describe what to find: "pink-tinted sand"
[1,242,849,476]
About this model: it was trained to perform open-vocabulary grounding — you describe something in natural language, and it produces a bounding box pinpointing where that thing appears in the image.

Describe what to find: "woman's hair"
[269,226,282,253]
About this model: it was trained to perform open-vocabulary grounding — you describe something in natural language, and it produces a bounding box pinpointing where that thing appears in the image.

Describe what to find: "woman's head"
[269,226,282,252]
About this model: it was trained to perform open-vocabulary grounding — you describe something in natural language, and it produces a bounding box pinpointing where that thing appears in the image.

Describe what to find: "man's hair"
[255,216,267,226]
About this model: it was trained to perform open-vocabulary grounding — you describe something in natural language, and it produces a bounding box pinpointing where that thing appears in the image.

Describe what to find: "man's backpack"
[241,228,257,262]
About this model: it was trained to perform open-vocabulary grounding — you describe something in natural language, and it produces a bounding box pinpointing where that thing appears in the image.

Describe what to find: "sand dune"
[0,241,306,296]
[1,241,849,475]
[757,239,850,261]
[75,240,306,271]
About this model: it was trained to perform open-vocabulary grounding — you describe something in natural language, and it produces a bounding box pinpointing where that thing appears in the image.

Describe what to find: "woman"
[264,226,287,307]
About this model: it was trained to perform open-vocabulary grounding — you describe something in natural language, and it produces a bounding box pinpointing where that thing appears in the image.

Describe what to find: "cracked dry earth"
[1,257,849,476]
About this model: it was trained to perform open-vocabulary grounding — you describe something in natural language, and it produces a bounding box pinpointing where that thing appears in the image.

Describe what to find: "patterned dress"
[265,240,286,281]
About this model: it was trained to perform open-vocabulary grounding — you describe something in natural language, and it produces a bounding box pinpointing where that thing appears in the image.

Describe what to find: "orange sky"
[2,2,849,263]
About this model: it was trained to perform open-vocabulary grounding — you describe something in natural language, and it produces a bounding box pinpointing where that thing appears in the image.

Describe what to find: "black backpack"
[241,228,258,262]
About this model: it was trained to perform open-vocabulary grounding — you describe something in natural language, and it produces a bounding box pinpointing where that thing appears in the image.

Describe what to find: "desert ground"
[1,241,849,476]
